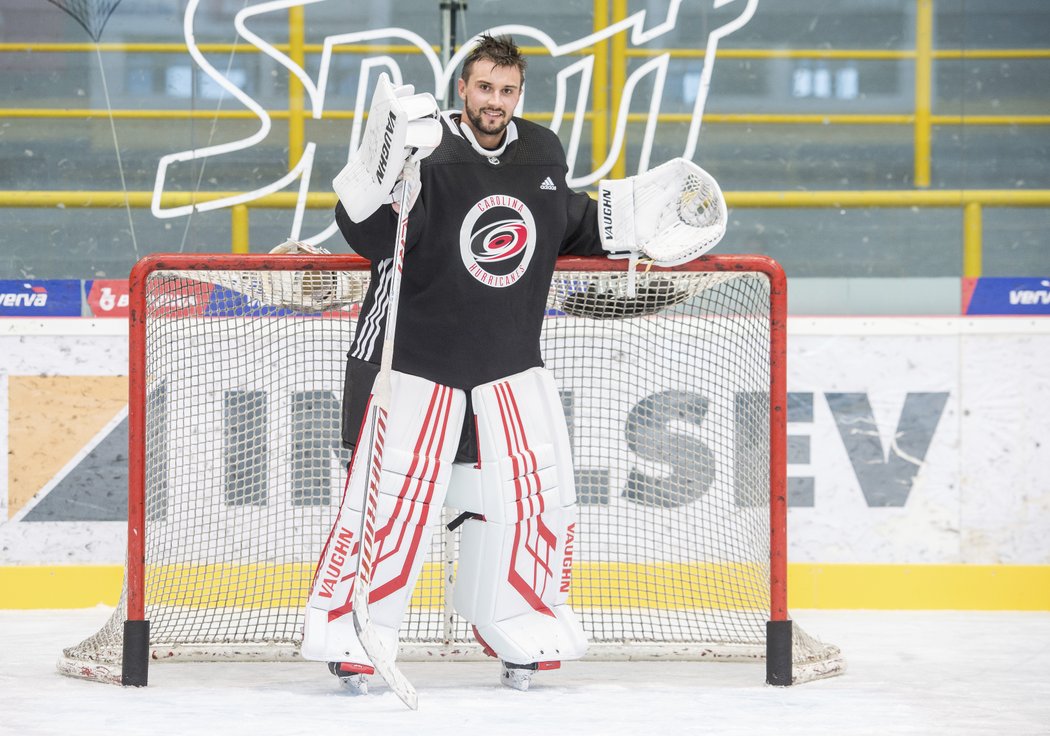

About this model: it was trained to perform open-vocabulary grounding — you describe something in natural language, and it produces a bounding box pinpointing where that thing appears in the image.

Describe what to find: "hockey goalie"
[302,35,726,697]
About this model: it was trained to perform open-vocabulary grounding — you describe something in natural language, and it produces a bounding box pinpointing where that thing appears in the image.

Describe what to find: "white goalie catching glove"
[598,158,728,265]
[333,73,442,222]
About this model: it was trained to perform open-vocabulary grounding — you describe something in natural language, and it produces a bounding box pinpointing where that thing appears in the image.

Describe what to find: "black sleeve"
[334,198,426,259]
[559,189,604,256]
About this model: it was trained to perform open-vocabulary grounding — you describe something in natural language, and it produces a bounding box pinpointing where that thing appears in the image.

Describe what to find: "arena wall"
[2,316,1048,610]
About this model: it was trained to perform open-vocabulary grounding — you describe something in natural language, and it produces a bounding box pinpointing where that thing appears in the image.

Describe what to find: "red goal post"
[59,253,844,688]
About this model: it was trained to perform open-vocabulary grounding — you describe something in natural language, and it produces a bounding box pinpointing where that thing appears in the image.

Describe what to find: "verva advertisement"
[0,280,82,317]
[963,277,1050,315]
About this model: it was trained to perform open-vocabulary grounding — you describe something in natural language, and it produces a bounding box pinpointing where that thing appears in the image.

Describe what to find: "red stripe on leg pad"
[471,626,499,659]
[370,384,457,605]
[494,380,556,617]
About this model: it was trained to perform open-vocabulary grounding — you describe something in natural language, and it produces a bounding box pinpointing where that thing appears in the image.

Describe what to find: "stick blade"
[352,588,418,710]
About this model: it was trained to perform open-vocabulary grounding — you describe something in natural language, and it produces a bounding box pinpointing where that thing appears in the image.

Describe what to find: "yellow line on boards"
[1,565,124,609]
[789,563,1050,611]
[1,563,1048,611]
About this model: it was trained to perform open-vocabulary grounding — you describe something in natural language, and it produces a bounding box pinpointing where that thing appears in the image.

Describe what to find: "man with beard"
[321,33,598,694]
[303,33,725,697]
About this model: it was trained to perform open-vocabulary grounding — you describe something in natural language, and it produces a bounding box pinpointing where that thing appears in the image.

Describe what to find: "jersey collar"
[442,111,518,159]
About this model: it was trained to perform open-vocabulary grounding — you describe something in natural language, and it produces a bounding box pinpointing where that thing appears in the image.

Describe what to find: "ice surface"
[1,608,1047,736]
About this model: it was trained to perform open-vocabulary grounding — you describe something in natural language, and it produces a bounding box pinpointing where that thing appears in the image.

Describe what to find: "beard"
[464,101,510,139]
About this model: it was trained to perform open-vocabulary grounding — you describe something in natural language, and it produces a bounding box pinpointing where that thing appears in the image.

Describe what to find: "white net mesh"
[59,258,842,683]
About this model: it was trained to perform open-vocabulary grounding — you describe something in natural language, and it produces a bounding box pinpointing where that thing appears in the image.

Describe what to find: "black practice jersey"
[336,113,603,393]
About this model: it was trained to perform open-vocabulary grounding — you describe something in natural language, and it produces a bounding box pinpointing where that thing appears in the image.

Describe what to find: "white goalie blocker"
[302,371,466,668]
[333,73,442,223]
[448,367,589,666]
[599,157,728,265]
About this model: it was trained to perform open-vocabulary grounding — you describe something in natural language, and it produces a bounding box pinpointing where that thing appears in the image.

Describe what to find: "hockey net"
[58,253,844,685]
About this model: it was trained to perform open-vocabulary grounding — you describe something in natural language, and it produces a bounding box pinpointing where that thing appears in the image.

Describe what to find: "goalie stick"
[348,172,419,710]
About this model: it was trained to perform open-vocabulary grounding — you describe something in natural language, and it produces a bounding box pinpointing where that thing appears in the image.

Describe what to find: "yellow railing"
[2,0,1048,181]
[1,0,1048,277]
[914,0,934,186]
[5,188,1049,278]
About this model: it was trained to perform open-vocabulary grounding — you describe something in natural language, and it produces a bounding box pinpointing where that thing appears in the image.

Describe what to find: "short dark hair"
[460,34,526,84]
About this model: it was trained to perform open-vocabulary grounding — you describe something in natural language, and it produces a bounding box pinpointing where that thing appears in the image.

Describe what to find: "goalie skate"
[499,661,560,692]
[501,661,535,691]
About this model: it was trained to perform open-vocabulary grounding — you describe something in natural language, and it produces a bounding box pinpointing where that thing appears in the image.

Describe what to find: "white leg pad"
[451,367,588,664]
[302,371,465,664]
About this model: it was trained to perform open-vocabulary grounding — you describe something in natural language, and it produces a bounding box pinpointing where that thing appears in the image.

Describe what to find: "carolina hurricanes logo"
[472,219,530,262]
[460,195,537,288]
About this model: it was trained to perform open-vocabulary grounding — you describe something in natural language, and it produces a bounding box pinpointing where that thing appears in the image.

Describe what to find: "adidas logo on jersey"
[540,176,557,191]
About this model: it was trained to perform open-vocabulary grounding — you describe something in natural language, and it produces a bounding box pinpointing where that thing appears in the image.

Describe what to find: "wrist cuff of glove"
[597,178,637,256]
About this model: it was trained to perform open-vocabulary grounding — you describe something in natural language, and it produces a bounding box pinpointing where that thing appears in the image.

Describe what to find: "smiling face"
[457,61,523,149]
